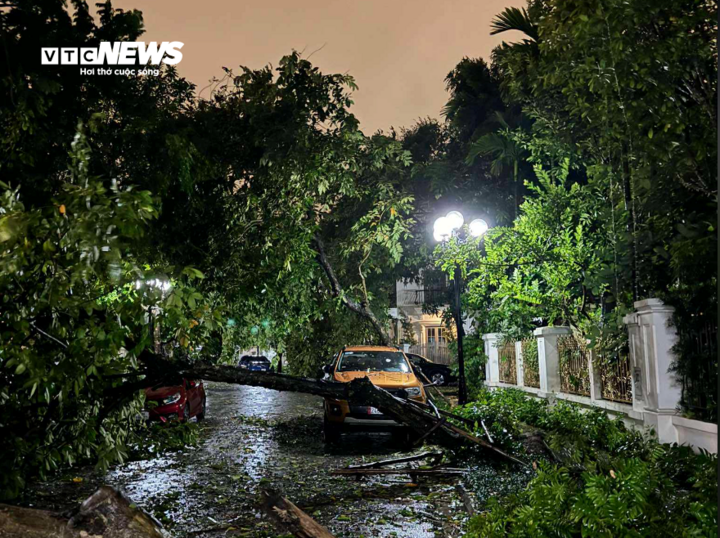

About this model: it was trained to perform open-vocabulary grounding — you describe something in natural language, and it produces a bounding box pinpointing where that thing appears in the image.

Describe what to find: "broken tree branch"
[331,468,466,477]
[413,366,452,406]
[260,489,335,538]
[412,417,447,448]
[455,484,475,516]
[347,451,443,469]
[313,235,391,345]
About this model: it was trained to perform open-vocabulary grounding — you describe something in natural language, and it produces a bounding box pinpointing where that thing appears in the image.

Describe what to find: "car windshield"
[337,351,410,373]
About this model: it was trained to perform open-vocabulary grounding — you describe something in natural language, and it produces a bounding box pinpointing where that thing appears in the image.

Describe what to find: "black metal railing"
[498,342,517,385]
[521,338,540,388]
[599,351,633,404]
[679,321,717,423]
[558,335,591,397]
[398,287,453,306]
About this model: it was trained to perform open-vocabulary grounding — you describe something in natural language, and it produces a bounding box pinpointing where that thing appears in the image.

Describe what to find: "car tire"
[323,417,342,444]
[196,398,206,421]
[430,371,447,386]
[182,402,191,422]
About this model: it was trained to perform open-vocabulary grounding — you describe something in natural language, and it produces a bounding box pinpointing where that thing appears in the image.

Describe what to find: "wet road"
[24,382,474,537]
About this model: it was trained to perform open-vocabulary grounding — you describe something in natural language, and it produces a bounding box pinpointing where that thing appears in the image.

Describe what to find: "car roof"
[343,345,403,352]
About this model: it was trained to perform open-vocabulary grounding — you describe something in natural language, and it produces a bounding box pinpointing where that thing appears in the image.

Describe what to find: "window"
[426,327,446,345]
[337,351,410,373]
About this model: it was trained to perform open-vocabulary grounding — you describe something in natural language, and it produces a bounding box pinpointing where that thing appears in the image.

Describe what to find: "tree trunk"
[313,235,392,345]
[0,486,165,538]
[621,150,639,302]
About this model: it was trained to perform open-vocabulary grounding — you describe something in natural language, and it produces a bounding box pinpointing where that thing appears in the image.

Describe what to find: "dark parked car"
[144,378,206,422]
[406,353,455,386]
[238,355,272,372]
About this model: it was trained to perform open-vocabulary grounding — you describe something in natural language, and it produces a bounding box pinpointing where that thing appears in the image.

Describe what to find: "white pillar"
[515,340,525,387]
[534,326,572,395]
[623,298,681,443]
[482,333,502,386]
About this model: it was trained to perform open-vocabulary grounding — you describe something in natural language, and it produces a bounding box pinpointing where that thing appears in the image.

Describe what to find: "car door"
[185,379,200,414]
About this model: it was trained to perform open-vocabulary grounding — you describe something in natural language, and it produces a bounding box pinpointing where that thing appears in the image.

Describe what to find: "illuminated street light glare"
[433,216,452,242]
[468,218,489,238]
[135,278,172,292]
[445,211,464,230]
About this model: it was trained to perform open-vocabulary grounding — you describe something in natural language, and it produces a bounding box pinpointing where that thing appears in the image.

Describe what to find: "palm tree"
[490,6,539,44]
[466,112,527,218]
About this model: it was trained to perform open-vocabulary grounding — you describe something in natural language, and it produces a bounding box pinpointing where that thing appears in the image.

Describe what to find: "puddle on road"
[21,383,489,537]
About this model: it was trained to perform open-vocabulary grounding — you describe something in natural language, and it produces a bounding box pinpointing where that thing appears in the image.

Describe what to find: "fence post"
[623,299,681,443]
[515,340,525,387]
[587,347,603,402]
[482,333,501,386]
[534,326,572,396]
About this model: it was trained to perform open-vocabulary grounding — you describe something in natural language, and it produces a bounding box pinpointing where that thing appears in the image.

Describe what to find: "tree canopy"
[0,0,716,500]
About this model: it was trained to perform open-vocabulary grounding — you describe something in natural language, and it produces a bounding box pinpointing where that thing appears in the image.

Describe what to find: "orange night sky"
[108,0,523,133]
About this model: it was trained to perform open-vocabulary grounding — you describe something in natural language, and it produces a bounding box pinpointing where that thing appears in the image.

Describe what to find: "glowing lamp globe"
[445,211,464,231]
[433,216,452,242]
[469,218,489,238]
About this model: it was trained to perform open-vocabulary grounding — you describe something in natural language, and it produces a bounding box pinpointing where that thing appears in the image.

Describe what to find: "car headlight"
[405,387,422,397]
[163,393,181,405]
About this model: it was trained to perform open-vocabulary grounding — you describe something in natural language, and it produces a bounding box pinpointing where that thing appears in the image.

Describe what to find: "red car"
[144,378,206,422]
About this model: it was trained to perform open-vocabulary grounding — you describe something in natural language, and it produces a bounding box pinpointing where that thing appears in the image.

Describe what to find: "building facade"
[390,270,472,365]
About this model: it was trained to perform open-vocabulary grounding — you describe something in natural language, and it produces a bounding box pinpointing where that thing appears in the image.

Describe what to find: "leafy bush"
[453,388,546,451]
[468,453,717,537]
[460,389,718,537]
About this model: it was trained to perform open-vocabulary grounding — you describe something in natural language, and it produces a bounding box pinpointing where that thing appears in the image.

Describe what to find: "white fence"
[483,299,717,454]
[406,344,453,365]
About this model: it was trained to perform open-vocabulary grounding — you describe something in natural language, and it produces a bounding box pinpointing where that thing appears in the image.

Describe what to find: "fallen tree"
[117,355,526,466]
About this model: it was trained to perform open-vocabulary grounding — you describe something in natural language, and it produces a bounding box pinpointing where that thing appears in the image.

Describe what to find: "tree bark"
[0,486,165,538]
[260,489,335,538]
[312,235,392,345]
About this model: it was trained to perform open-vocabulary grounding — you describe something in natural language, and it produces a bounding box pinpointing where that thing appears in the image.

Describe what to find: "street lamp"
[433,211,489,405]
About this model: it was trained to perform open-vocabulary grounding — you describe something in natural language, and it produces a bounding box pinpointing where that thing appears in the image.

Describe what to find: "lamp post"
[433,211,489,405]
